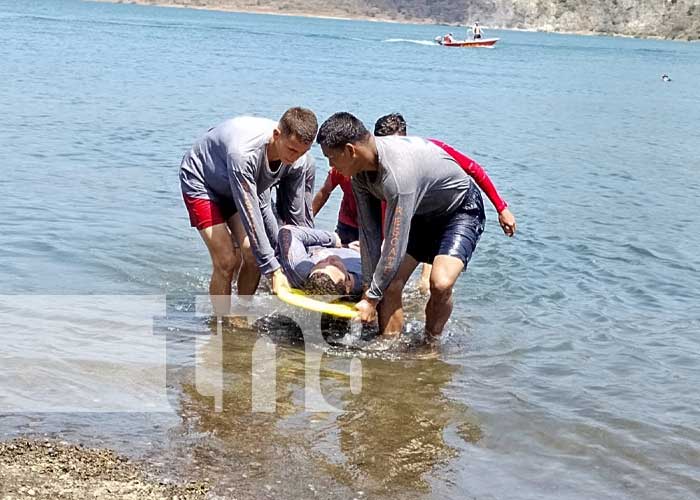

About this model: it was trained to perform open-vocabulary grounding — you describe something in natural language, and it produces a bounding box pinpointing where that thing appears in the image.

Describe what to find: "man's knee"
[429,273,456,298]
[212,252,239,276]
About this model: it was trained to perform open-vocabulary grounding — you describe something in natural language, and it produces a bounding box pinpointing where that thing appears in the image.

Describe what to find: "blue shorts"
[406,186,485,266]
[336,221,359,245]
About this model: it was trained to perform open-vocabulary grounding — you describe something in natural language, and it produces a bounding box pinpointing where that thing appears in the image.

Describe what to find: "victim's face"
[310,256,350,290]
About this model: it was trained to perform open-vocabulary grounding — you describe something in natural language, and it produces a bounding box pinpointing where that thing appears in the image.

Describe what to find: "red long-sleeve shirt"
[428,139,508,213]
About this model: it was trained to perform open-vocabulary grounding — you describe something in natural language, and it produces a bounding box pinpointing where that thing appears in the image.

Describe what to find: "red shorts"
[182,195,237,230]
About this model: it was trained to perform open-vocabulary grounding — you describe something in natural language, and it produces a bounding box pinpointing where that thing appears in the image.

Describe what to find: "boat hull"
[438,38,499,47]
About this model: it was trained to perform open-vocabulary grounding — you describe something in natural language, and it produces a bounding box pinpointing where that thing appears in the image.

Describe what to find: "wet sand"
[0,438,209,500]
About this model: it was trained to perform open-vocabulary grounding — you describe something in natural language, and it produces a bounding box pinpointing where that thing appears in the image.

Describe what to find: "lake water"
[1,0,700,498]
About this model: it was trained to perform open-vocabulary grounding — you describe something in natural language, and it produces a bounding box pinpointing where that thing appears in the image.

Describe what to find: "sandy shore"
[0,438,209,500]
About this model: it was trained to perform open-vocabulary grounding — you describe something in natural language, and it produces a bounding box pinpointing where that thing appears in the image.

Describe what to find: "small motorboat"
[435,36,499,47]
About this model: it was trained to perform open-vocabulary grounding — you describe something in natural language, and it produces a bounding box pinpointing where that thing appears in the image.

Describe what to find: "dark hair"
[304,272,346,296]
[279,107,318,144]
[317,112,371,150]
[374,113,407,137]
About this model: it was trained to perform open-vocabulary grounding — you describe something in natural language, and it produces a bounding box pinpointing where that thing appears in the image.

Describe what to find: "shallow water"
[2,0,700,498]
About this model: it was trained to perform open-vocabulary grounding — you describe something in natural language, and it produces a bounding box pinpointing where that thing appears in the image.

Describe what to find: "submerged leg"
[229,212,261,296]
[199,223,240,315]
[425,255,464,338]
[378,255,419,337]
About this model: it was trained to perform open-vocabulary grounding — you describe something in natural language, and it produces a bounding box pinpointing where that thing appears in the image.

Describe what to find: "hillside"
[111,0,700,40]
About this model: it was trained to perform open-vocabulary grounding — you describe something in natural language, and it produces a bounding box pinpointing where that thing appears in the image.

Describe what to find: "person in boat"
[277,225,362,297]
[316,112,516,339]
[179,108,318,315]
[443,33,455,44]
[471,21,483,40]
[661,74,672,82]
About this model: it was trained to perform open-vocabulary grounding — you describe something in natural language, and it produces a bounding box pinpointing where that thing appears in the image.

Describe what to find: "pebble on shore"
[0,438,209,500]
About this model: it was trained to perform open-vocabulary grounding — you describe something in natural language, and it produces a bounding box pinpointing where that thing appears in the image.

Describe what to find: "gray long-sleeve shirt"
[276,225,362,296]
[274,163,315,227]
[352,135,477,300]
[179,116,315,275]
[260,162,316,249]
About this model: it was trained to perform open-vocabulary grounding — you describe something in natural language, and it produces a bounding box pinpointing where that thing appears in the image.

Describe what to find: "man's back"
[354,135,477,218]
[182,116,312,202]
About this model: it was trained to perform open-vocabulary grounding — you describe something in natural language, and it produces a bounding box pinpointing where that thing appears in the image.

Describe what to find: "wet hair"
[304,272,346,296]
[374,113,407,137]
[317,112,371,150]
[279,107,318,144]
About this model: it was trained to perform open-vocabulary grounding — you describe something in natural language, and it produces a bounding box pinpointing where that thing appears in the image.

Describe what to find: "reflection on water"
[167,316,481,498]
[328,357,482,493]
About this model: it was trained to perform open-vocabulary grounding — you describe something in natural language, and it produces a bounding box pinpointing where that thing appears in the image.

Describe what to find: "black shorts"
[336,221,359,245]
[406,186,485,266]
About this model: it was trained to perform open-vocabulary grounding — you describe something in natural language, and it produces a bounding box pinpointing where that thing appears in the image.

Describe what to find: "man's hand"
[498,208,516,237]
[334,233,342,248]
[270,269,291,295]
[355,297,378,324]
[348,240,361,252]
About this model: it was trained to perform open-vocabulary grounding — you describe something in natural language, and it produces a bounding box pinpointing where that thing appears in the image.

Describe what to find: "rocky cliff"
[118,0,700,40]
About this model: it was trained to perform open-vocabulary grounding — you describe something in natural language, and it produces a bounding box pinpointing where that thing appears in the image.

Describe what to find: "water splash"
[383,38,436,46]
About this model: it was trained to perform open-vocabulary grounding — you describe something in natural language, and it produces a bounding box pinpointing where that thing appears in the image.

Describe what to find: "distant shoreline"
[91,0,422,25]
[90,0,692,41]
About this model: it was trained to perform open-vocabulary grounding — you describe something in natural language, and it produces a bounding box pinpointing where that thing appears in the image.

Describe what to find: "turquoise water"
[1,0,700,498]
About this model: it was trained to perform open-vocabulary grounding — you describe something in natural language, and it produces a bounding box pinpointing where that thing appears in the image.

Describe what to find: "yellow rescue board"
[276,287,359,319]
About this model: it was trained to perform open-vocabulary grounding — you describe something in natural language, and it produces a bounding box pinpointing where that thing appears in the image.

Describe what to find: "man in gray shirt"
[316,112,516,339]
[180,107,317,315]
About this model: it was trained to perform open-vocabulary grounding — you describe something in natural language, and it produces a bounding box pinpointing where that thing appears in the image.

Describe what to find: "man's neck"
[357,136,379,173]
[266,136,282,171]
[267,135,280,163]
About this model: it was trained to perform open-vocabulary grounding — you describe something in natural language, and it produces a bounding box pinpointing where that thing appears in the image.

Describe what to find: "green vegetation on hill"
[120,0,700,40]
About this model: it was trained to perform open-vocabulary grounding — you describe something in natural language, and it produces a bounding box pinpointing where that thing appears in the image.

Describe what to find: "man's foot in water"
[424,329,443,347]
[208,315,250,333]
[364,331,402,351]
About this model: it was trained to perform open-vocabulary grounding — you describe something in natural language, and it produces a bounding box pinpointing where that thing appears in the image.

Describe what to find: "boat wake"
[383,38,436,46]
